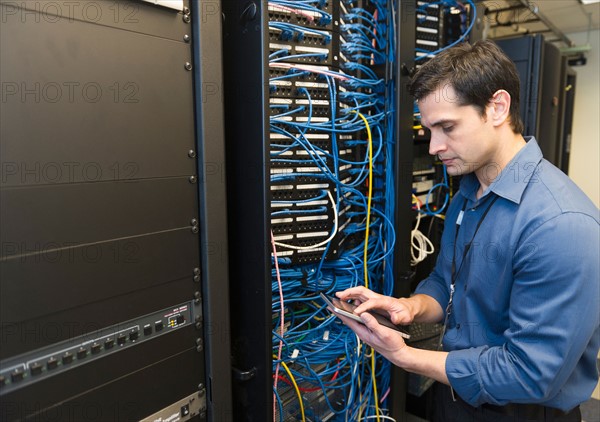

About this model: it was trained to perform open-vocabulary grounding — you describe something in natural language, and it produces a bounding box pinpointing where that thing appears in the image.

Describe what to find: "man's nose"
[429,133,447,156]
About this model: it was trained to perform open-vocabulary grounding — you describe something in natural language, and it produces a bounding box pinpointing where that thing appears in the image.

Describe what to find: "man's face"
[418,84,497,178]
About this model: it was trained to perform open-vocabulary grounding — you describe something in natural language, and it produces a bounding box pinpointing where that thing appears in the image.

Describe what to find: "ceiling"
[477,0,600,47]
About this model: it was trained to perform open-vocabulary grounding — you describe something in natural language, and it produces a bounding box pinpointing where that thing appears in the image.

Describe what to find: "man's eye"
[442,126,453,133]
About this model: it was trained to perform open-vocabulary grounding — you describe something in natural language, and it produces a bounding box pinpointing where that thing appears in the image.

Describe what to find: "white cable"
[269,62,350,81]
[274,190,338,250]
[411,195,435,266]
[362,415,396,421]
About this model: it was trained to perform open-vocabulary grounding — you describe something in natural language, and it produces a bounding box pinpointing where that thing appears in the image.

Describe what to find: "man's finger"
[336,286,372,301]
[359,312,382,333]
[353,298,386,315]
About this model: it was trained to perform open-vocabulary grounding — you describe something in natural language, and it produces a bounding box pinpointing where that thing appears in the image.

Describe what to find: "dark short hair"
[409,40,524,134]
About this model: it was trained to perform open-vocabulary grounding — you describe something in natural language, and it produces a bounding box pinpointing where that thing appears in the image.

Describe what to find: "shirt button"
[456,323,461,329]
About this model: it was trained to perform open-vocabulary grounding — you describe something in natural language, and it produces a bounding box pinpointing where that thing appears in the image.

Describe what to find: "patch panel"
[271,151,333,171]
[269,132,332,153]
[295,81,330,97]
[269,43,334,65]
[268,7,293,23]
[269,28,332,47]
[416,26,440,42]
[416,15,440,30]
[416,36,439,47]
[267,3,334,31]
[417,1,441,16]
[269,63,338,82]
[271,226,332,238]
[269,81,295,98]
[269,82,331,100]
[302,33,331,46]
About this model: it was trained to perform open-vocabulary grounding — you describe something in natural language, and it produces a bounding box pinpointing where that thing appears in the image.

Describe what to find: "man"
[336,40,599,421]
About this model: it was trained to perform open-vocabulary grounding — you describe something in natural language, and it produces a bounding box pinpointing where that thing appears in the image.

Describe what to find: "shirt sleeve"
[445,212,600,409]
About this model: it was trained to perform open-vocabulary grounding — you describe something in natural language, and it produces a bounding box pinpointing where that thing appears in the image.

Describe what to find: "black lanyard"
[438,194,499,350]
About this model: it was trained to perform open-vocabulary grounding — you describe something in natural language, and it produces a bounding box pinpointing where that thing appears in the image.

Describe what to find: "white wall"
[566,30,600,207]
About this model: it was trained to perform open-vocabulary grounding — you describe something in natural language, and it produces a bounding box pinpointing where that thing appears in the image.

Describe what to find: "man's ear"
[488,89,511,127]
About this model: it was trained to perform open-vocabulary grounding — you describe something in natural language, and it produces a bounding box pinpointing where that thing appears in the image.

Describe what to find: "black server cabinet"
[538,41,565,167]
[558,67,577,174]
[496,35,568,167]
[496,35,544,143]
[221,0,416,420]
[0,1,231,421]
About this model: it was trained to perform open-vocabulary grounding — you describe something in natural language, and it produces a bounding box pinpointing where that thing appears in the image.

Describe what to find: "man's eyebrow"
[428,119,456,128]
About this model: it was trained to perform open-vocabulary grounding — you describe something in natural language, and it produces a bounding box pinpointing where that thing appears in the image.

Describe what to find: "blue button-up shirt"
[415,138,600,411]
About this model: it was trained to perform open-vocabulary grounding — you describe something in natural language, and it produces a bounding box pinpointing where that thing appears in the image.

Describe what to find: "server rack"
[0,1,231,420]
[538,41,565,167]
[558,67,577,174]
[222,0,416,420]
[496,35,544,142]
[496,34,574,168]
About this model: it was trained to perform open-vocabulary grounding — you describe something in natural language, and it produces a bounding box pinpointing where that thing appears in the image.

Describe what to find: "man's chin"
[444,164,463,176]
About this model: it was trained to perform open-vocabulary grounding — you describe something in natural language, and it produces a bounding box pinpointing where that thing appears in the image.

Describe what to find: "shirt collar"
[460,137,543,205]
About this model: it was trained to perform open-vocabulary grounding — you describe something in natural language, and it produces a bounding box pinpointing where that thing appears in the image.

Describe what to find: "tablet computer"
[319,292,410,339]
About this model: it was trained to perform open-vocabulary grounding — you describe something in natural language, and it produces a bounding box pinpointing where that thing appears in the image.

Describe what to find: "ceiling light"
[580,0,600,5]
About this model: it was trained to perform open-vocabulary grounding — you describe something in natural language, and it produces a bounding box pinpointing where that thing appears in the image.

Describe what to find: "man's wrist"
[390,343,413,370]
[391,345,450,385]
[406,295,425,322]
[408,294,444,323]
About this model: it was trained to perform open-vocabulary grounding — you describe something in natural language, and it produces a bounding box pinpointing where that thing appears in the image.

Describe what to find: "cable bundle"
[268,0,398,420]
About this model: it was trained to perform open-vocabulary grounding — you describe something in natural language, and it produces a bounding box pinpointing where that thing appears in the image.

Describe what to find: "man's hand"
[336,286,416,325]
[336,287,449,384]
[336,310,410,366]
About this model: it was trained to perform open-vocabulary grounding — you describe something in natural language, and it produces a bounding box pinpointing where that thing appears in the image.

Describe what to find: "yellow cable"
[352,111,373,289]
[370,353,380,419]
[278,359,306,422]
[352,111,380,421]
